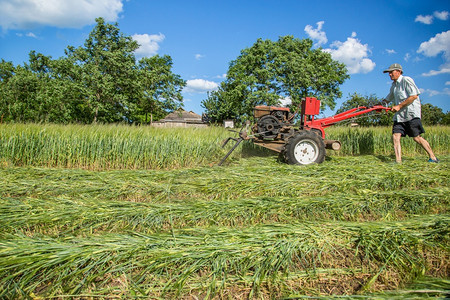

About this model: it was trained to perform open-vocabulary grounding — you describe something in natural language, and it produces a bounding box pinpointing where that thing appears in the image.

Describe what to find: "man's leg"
[392,133,402,163]
[413,135,437,160]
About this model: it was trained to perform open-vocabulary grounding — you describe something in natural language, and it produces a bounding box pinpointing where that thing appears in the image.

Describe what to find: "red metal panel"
[302,97,320,116]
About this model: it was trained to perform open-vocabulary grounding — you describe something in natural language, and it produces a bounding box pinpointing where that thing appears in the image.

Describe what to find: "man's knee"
[413,135,424,143]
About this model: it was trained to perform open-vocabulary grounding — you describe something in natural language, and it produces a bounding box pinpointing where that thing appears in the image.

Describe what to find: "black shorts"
[392,118,425,137]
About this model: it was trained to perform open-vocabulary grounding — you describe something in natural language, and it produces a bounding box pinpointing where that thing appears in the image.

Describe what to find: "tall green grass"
[1,124,448,170]
[326,126,450,156]
[0,123,233,169]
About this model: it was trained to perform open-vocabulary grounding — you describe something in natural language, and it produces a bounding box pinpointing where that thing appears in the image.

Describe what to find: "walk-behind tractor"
[219,97,391,166]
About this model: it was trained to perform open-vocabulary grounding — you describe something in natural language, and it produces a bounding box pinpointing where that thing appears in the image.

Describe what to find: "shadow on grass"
[240,141,276,158]
[376,154,396,163]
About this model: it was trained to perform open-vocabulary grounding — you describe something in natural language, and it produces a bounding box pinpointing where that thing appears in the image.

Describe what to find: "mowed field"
[0,124,449,299]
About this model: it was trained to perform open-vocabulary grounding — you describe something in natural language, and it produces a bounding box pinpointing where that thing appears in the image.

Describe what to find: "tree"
[45,56,89,123]
[0,64,40,122]
[420,103,446,125]
[3,51,83,123]
[0,59,16,122]
[26,51,75,123]
[0,18,186,124]
[136,55,185,123]
[65,17,141,123]
[0,54,68,123]
[336,93,392,126]
[443,111,450,125]
[202,36,349,123]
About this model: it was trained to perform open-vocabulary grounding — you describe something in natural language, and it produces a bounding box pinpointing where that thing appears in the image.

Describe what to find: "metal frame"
[218,97,391,165]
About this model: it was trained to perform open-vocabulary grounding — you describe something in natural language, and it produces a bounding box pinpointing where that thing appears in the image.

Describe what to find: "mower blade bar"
[218,137,243,166]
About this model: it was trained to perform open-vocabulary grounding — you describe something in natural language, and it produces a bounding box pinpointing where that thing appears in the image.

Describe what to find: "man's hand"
[391,105,401,112]
[391,95,417,113]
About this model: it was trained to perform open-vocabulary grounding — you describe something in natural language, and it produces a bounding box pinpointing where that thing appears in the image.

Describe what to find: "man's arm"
[391,95,418,112]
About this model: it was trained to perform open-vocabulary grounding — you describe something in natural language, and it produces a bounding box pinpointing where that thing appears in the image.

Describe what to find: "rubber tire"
[283,131,326,165]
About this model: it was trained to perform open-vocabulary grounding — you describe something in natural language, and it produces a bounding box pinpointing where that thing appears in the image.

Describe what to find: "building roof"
[161,110,202,122]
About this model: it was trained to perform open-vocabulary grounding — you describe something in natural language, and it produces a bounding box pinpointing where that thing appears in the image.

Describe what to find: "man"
[383,63,439,163]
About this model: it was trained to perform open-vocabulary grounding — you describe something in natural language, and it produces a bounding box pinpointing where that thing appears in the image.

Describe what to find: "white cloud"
[434,10,449,21]
[421,67,450,76]
[417,30,450,58]
[414,11,449,25]
[404,53,411,62]
[132,33,165,58]
[422,88,450,97]
[386,49,396,54]
[304,21,327,47]
[0,0,123,31]
[26,32,37,38]
[323,32,375,74]
[424,89,440,97]
[279,96,292,107]
[195,54,204,60]
[184,79,219,93]
[445,81,450,85]
[417,30,450,76]
[415,14,433,24]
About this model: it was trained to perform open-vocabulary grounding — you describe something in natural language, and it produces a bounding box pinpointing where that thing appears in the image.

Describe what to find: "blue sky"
[1,0,449,116]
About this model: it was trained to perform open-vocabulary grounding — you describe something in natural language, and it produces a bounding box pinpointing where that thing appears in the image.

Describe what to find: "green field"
[0,124,449,298]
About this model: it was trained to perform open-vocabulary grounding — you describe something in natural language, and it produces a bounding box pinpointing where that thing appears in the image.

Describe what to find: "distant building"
[223,120,234,128]
[152,110,208,128]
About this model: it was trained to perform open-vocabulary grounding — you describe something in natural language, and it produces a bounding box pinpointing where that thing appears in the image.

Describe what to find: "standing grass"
[1,124,449,170]
[0,123,232,169]
[325,126,450,156]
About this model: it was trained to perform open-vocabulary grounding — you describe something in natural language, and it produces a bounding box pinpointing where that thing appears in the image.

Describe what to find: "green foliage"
[136,55,186,123]
[202,36,349,123]
[0,18,184,124]
[64,18,141,123]
[421,103,447,125]
[0,65,39,122]
[336,93,393,126]
[443,111,450,125]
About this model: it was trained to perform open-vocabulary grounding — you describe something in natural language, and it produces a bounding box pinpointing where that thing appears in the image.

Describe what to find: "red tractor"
[219,97,391,165]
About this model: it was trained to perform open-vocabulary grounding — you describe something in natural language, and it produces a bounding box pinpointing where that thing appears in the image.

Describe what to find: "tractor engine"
[253,106,293,140]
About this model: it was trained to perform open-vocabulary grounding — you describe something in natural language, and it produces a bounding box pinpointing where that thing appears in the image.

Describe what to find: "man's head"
[383,63,403,81]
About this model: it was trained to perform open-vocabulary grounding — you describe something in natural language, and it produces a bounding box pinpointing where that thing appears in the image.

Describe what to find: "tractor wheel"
[283,131,326,165]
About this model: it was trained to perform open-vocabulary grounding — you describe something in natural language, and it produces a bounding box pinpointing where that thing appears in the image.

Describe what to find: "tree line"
[1,18,448,125]
[0,18,185,124]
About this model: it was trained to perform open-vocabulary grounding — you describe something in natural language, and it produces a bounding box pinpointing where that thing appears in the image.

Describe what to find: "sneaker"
[428,158,440,163]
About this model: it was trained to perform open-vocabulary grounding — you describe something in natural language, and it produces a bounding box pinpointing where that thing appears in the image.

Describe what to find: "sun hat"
[383,63,403,73]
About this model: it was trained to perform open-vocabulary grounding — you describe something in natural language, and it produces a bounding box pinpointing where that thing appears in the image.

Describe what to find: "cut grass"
[0,155,448,298]
[1,217,448,298]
